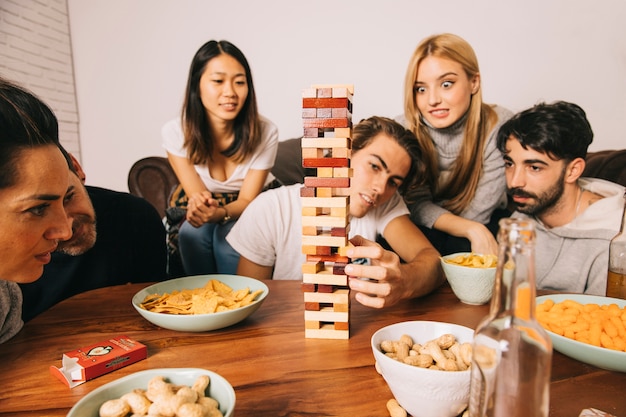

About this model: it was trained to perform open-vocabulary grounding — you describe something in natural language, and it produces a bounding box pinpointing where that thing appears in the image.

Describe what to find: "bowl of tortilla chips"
[132,274,269,332]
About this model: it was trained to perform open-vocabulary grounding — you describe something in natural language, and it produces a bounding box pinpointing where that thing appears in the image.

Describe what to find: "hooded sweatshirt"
[513,177,625,295]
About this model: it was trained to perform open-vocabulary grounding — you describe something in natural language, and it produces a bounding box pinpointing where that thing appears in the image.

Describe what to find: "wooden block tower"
[300,84,354,339]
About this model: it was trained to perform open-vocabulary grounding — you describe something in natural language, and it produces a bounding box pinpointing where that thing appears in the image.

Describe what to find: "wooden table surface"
[0,280,624,417]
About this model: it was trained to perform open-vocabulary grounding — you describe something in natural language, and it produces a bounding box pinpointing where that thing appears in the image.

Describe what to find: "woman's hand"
[465,222,498,255]
[185,191,221,227]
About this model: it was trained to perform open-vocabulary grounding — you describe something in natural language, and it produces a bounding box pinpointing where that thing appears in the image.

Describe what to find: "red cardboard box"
[50,335,147,388]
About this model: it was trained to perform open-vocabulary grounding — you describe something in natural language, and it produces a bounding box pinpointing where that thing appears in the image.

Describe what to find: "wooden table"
[0,281,624,416]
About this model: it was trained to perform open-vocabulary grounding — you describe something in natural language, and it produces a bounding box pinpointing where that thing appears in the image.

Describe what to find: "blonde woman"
[399,33,512,255]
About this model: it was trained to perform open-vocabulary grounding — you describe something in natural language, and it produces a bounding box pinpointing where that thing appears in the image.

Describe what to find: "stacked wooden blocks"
[301,84,354,340]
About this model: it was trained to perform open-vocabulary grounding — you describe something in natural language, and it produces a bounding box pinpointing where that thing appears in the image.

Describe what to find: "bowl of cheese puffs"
[441,252,497,305]
[132,274,269,332]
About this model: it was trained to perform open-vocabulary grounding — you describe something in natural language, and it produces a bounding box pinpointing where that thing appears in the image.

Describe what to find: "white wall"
[68,0,626,192]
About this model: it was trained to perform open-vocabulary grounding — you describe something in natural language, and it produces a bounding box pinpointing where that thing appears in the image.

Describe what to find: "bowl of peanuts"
[536,293,626,372]
[67,368,235,417]
[371,320,474,417]
[440,252,497,305]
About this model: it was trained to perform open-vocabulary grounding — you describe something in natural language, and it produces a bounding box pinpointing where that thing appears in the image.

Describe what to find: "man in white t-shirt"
[227,116,445,308]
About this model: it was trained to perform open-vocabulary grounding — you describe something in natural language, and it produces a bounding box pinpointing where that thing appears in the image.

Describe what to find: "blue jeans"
[178,220,239,275]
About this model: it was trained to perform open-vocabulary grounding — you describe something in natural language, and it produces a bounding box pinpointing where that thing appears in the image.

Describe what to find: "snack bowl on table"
[440,252,497,305]
[371,321,474,417]
[132,274,269,332]
[68,368,235,417]
[536,293,626,373]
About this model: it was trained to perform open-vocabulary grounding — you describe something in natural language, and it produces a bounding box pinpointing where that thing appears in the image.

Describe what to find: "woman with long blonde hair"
[400,33,512,255]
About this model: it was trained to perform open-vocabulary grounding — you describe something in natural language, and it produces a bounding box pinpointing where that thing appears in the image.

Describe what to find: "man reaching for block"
[226,116,445,308]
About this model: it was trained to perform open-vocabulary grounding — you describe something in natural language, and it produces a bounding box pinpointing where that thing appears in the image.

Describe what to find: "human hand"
[185,191,220,227]
[344,235,409,309]
[466,223,498,256]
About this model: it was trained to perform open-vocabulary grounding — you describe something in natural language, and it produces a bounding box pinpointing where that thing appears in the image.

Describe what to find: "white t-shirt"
[226,183,410,280]
[161,115,279,192]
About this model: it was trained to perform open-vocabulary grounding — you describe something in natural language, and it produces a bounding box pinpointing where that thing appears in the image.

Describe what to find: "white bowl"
[67,368,235,417]
[536,294,626,372]
[371,321,474,417]
[441,252,496,305]
[132,274,268,332]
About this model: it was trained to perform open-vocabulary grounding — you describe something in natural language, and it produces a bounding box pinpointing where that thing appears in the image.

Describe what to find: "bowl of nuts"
[371,321,474,417]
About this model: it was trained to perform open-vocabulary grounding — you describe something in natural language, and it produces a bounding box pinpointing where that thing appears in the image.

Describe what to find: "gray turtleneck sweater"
[0,280,24,344]
[398,105,512,227]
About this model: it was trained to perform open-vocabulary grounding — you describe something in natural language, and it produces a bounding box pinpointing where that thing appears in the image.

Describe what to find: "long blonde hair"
[403,33,497,214]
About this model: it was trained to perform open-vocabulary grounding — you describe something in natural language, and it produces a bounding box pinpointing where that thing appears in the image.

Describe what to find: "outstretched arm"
[346,215,445,308]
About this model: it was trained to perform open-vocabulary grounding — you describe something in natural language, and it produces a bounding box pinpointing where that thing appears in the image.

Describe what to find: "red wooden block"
[303,127,322,137]
[302,118,351,129]
[331,227,348,237]
[302,245,332,255]
[302,158,349,168]
[302,97,350,108]
[317,284,334,293]
[304,177,350,188]
[305,302,321,311]
[334,321,350,331]
[333,262,347,275]
[301,283,316,292]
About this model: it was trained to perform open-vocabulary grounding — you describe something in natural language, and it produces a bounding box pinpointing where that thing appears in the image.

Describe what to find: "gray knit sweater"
[0,280,24,344]
[398,105,513,227]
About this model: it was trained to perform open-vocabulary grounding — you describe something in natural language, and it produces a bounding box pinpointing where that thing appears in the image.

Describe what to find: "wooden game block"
[305,326,349,340]
[301,282,316,292]
[333,303,350,313]
[304,308,349,323]
[329,206,348,218]
[301,137,351,149]
[333,127,352,138]
[301,108,317,118]
[316,108,332,118]
[301,206,324,216]
[302,118,351,129]
[301,261,324,274]
[310,83,354,96]
[332,187,350,197]
[331,148,351,158]
[300,186,315,197]
[304,177,350,188]
[302,87,317,98]
[331,108,351,118]
[316,167,334,178]
[302,225,319,236]
[304,289,349,304]
[306,253,350,263]
[305,320,321,330]
[316,188,333,197]
[331,86,353,97]
[303,270,348,286]
[316,87,332,98]
[304,127,322,137]
[304,302,320,311]
[302,97,350,109]
[302,158,349,168]
[331,225,349,237]
[301,195,349,208]
[334,321,350,331]
[333,262,347,275]
[316,284,335,293]
[333,167,352,178]
[302,234,348,248]
[301,245,331,255]
[301,148,324,159]
[302,213,348,228]
[338,242,355,256]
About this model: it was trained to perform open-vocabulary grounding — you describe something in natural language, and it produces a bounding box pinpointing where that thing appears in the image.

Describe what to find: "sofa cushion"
[583,149,626,187]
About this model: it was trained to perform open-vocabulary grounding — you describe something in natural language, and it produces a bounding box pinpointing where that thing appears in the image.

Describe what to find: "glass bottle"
[468,218,552,417]
[607,192,626,299]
